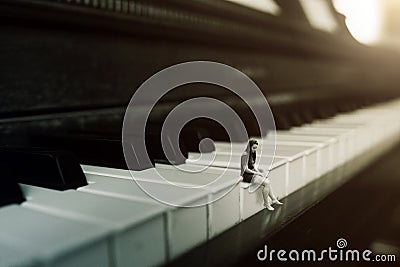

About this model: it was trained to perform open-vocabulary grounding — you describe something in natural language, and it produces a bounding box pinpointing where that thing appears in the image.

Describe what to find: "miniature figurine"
[241,139,283,211]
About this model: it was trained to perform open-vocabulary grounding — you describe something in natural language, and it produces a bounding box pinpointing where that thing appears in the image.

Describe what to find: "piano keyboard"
[2,98,400,267]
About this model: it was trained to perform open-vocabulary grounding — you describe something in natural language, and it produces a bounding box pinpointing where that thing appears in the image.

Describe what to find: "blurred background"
[333,0,400,48]
[228,0,400,49]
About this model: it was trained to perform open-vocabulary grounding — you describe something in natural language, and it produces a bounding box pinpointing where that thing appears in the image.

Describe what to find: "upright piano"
[1,1,400,266]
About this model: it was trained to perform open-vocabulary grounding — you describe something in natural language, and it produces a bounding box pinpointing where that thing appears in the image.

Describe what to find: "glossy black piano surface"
[1,0,399,146]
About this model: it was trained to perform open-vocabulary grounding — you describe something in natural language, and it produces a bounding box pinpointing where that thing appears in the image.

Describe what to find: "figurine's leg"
[268,184,277,201]
[261,181,274,211]
[267,183,283,205]
[261,184,268,204]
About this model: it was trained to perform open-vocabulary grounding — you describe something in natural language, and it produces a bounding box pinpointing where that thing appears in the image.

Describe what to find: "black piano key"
[2,131,196,170]
[33,134,131,170]
[273,112,291,130]
[312,105,333,120]
[301,109,315,124]
[178,126,215,153]
[0,148,88,190]
[289,110,304,127]
[336,102,352,113]
[0,163,25,207]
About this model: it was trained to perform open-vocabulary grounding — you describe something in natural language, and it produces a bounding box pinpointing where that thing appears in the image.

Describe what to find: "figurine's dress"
[241,152,267,192]
[241,152,255,183]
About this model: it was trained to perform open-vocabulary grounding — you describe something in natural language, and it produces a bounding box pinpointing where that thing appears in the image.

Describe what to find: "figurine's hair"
[249,139,258,147]
[244,139,259,154]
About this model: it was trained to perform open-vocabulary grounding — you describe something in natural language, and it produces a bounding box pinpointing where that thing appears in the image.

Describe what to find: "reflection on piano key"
[224,0,281,15]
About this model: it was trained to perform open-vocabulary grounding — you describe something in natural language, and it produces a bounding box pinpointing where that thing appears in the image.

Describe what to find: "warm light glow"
[333,0,383,45]
[300,0,338,33]
[224,0,281,16]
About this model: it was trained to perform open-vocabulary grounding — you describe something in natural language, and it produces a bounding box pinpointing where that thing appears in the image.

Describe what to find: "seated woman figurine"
[241,139,283,211]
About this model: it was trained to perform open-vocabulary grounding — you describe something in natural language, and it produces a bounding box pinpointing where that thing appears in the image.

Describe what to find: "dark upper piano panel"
[1,0,400,142]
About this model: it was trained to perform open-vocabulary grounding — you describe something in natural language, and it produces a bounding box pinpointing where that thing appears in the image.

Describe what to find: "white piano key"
[334,109,400,152]
[277,131,341,172]
[321,121,373,155]
[305,122,367,157]
[288,127,352,168]
[84,164,241,238]
[0,238,40,267]
[273,133,336,173]
[150,163,242,237]
[78,174,208,259]
[213,141,247,153]
[239,182,265,220]
[82,164,135,178]
[0,205,110,267]
[275,141,323,175]
[187,151,243,168]
[271,141,320,184]
[260,135,329,183]
[186,152,237,168]
[265,158,288,199]
[273,148,306,195]
[20,184,167,267]
[139,163,241,190]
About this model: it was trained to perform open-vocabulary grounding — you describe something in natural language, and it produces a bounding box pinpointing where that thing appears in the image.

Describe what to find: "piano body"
[1,0,400,266]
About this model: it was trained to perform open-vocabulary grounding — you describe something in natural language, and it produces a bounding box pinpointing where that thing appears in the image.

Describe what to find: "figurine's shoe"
[242,183,250,189]
[272,199,283,205]
[264,204,274,211]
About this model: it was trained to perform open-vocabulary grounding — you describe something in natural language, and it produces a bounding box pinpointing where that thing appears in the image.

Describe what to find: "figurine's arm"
[241,154,263,176]
[255,167,264,174]
[246,167,263,176]
[254,167,264,176]
[252,161,264,174]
